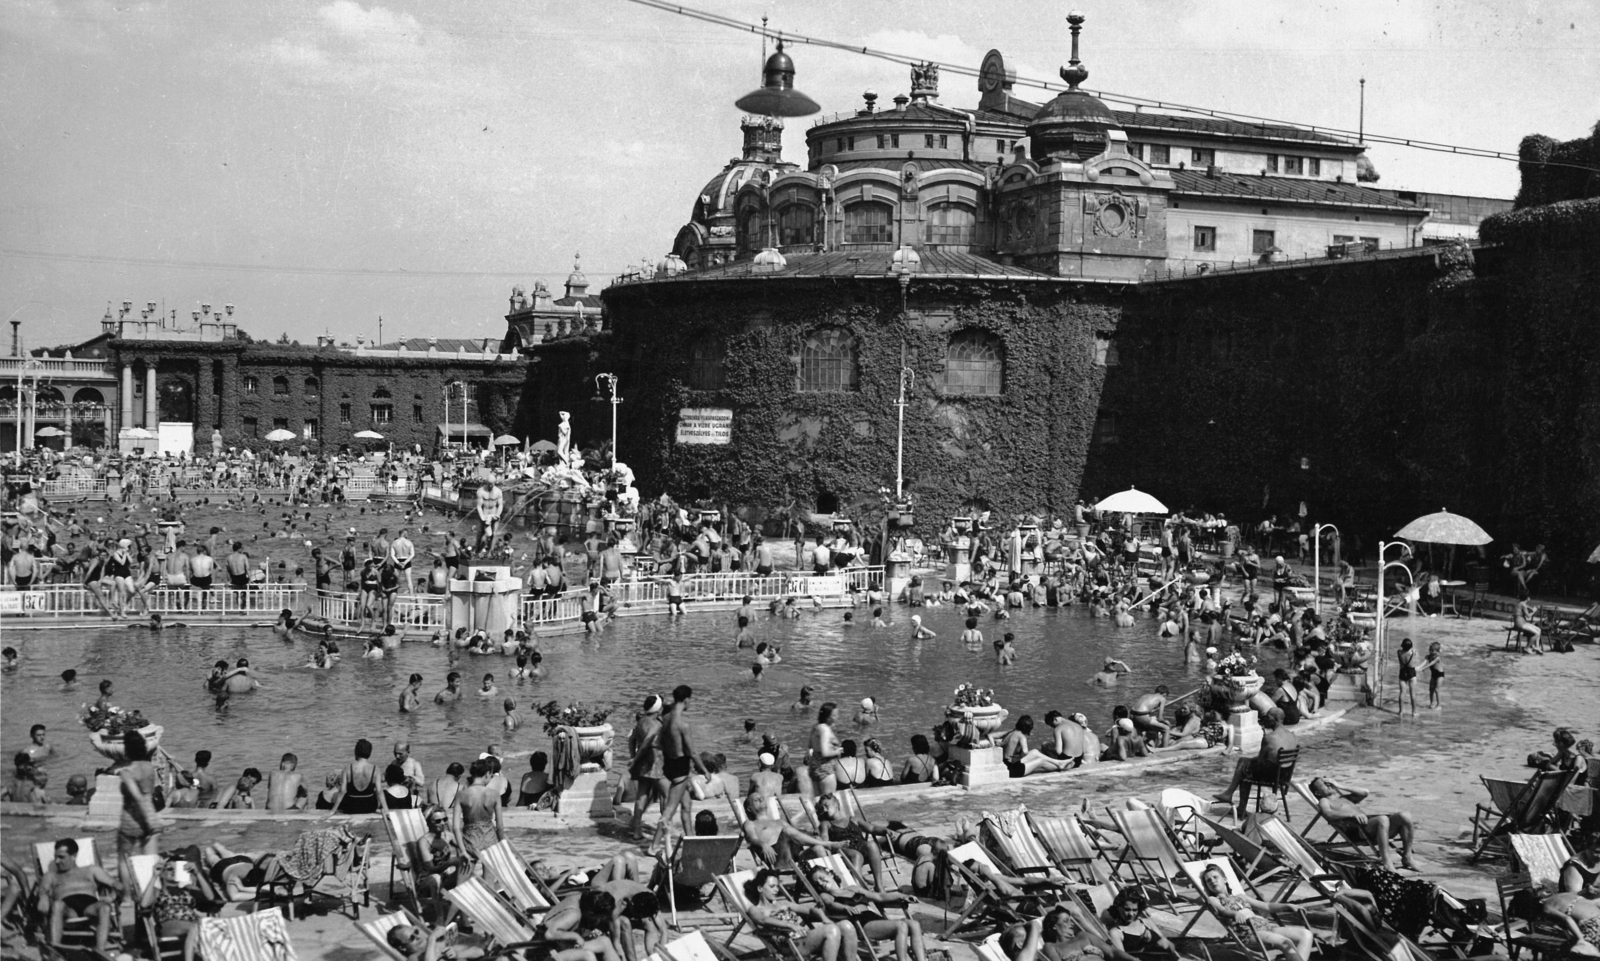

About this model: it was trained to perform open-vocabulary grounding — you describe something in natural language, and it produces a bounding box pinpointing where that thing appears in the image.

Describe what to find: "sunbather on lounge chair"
[814,794,910,891]
[741,793,845,867]
[1197,863,1321,961]
[537,889,624,961]
[1000,910,1105,961]
[1307,778,1417,871]
[1100,887,1181,961]
[1507,889,1600,957]
[196,843,287,901]
[806,863,927,961]
[140,853,223,961]
[385,921,488,961]
[745,868,853,961]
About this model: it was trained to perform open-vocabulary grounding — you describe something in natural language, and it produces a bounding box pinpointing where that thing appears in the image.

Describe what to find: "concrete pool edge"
[0,706,1352,830]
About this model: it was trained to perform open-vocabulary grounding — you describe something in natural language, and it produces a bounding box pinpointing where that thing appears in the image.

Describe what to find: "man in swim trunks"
[1090,658,1131,688]
[475,481,504,554]
[1213,710,1297,817]
[1308,778,1417,870]
[1130,686,1171,747]
[389,528,417,594]
[739,792,844,867]
[225,541,251,594]
[38,838,123,952]
[652,684,709,854]
[265,753,307,812]
[189,545,215,597]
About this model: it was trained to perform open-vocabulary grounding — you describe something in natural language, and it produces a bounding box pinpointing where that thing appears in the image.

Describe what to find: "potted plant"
[1213,652,1263,710]
[82,705,162,761]
[946,684,1007,747]
[536,701,615,767]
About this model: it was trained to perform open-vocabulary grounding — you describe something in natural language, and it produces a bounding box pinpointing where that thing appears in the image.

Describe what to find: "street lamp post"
[894,367,913,499]
[1312,522,1340,614]
[594,373,619,469]
[1374,540,1414,707]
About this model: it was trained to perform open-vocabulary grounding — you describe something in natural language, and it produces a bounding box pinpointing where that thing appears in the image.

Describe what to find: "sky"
[2,0,1594,347]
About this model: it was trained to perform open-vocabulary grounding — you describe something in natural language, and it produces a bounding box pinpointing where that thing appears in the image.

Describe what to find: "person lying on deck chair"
[1308,777,1417,871]
[740,792,847,867]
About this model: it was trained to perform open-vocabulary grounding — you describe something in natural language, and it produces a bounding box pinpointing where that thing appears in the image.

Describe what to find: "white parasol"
[1393,508,1492,546]
[1093,486,1169,515]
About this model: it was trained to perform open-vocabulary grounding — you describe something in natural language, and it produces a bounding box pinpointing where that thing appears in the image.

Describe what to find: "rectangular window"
[339,402,351,425]
[1093,412,1118,445]
[243,416,258,438]
[1193,226,1217,252]
[1149,144,1170,165]
[996,139,1007,154]
[371,404,393,425]
[939,134,948,149]
[877,135,886,149]
[843,203,894,244]
[272,417,288,430]
[890,134,899,148]
[836,138,845,152]
[1361,236,1381,252]
[1308,158,1321,177]
[272,378,288,396]
[305,417,318,439]
[1283,156,1304,175]
[1333,234,1356,245]
[1252,230,1277,254]
[243,376,258,394]
[1093,333,1120,367]
[925,134,935,149]
[847,136,855,150]
[1191,148,1215,166]
[1127,143,1144,161]
[413,404,424,423]
[1266,154,1279,173]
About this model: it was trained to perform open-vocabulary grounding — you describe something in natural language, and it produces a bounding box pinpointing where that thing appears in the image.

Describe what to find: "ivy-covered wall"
[1086,201,1598,581]
[541,277,1123,531]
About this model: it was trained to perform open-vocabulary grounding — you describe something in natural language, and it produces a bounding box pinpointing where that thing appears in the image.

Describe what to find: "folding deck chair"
[980,808,1075,886]
[197,907,298,961]
[32,837,116,958]
[1027,812,1114,884]
[127,853,185,961]
[714,869,819,961]
[1106,808,1188,902]
[479,839,556,917]
[444,877,543,952]
[1495,872,1569,961]
[384,807,429,913]
[1507,834,1583,893]
[1157,789,1234,859]
[661,834,744,925]
[942,841,1058,940]
[1470,770,1578,863]
[265,827,370,920]
[1287,781,1388,863]
[1175,856,1313,958]
[357,907,434,961]
[1255,815,1356,909]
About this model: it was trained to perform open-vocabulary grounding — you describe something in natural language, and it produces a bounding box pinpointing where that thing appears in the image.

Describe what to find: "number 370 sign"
[675,408,732,445]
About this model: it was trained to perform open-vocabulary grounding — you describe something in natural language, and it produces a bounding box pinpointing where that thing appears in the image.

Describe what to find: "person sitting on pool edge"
[1001,715,1077,778]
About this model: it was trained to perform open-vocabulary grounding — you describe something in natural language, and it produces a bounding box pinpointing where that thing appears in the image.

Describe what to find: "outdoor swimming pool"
[0,600,1291,793]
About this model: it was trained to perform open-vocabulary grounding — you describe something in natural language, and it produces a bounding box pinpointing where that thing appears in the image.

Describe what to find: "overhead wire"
[0,248,625,278]
[621,0,1600,174]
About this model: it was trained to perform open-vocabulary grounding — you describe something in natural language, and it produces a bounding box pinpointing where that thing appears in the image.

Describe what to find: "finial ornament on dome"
[1060,10,1089,90]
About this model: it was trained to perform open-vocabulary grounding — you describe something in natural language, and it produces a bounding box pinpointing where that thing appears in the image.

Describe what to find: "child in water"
[960,617,984,649]
[1420,641,1444,710]
[872,607,888,628]
[478,673,498,697]
[995,632,1017,665]
[734,616,754,648]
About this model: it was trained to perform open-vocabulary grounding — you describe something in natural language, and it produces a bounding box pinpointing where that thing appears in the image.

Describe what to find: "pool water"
[0,602,1283,794]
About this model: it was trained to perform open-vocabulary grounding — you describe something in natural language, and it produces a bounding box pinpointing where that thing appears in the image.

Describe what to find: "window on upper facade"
[843,202,894,244]
[339,403,351,424]
[1149,144,1170,164]
[1361,236,1380,253]
[891,134,900,148]
[272,376,289,396]
[926,203,977,246]
[1093,333,1121,367]
[272,416,288,430]
[739,209,763,255]
[243,376,259,394]
[943,329,1004,396]
[1266,154,1279,173]
[304,376,319,398]
[925,134,935,149]
[1094,411,1118,445]
[877,135,886,149]
[836,138,845,152]
[939,134,949,149]
[1283,156,1304,176]
[1191,148,1215,166]
[777,204,815,247]
[798,327,859,393]
[690,334,727,391]
[305,418,319,439]
[1308,158,1321,177]
[1252,230,1277,254]
[371,403,393,425]
[413,404,424,423]
[996,139,1007,154]
[243,416,259,437]
[1193,226,1217,252]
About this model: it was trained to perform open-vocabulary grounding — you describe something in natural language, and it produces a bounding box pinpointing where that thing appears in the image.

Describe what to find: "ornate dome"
[1026,11,1119,163]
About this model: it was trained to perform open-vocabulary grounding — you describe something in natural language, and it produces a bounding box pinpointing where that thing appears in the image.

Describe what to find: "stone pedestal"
[1227,709,1262,756]
[949,744,1008,787]
[560,770,614,818]
[1324,671,1371,707]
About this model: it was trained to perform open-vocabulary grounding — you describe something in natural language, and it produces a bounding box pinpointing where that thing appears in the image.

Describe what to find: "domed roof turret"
[564,253,589,298]
[1026,11,1119,163]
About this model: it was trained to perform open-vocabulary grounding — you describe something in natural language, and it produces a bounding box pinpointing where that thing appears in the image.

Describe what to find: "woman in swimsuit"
[744,868,849,961]
[1395,638,1418,715]
[860,739,895,788]
[814,793,907,891]
[806,864,926,961]
[833,741,867,789]
[328,738,381,815]
[898,735,937,785]
[1100,886,1181,961]
[808,703,843,797]
[1199,864,1317,961]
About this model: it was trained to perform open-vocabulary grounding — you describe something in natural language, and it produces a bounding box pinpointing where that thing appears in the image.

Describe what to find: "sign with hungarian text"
[676,408,733,445]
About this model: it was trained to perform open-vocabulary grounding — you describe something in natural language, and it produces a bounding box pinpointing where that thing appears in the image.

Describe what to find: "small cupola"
[1026,11,1120,163]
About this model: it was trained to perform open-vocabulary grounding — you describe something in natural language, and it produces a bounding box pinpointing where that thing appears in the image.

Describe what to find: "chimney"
[9,320,19,357]
[1206,164,1220,179]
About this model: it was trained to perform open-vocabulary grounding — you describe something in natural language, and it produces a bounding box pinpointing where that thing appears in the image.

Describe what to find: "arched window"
[843,201,894,244]
[370,386,393,425]
[944,329,1004,396]
[777,205,815,247]
[925,203,977,246]
[304,376,319,397]
[738,208,763,255]
[372,386,392,400]
[690,334,726,391]
[798,327,859,393]
[272,375,289,396]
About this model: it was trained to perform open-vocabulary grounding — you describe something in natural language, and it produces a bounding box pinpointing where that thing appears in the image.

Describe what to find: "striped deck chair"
[1199,816,1293,890]
[975,933,1009,961]
[1157,789,1233,859]
[663,833,745,924]
[943,841,1056,940]
[1471,770,1578,863]
[356,908,431,961]
[980,808,1073,886]
[1255,816,1355,909]
[197,907,297,961]
[661,930,723,961]
[384,808,428,913]
[445,877,538,950]
[1107,808,1187,901]
[128,854,184,961]
[1508,834,1578,892]
[1175,856,1309,955]
[479,839,555,916]
[1027,812,1114,884]
[714,869,813,961]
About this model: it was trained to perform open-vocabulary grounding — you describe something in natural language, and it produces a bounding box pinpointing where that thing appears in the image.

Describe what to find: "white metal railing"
[0,357,116,377]
[519,566,884,630]
[0,583,303,618]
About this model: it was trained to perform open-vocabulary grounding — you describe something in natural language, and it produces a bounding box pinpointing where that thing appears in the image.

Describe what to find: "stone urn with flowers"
[1213,653,1264,713]
[946,684,1007,747]
[537,701,615,772]
[82,705,162,763]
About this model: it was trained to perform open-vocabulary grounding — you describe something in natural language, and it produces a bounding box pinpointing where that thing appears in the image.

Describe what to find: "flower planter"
[572,723,615,768]
[89,724,163,762]
[946,704,1008,747]
[1215,674,1264,713]
[1185,570,1211,585]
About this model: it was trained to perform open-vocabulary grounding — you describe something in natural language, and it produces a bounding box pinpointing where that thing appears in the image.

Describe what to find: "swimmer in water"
[910,615,936,640]
[1114,599,1136,628]
[754,642,782,665]
[792,686,814,711]
[435,672,463,704]
[843,611,854,627]
[399,673,423,713]
[996,632,1018,665]
[751,663,764,681]
[960,617,984,649]
[60,669,77,688]
[477,673,498,697]
[503,698,522,732]
[854,698,879,726]
[2,647,16,672]
[872,607,887,628]
[1090,657,1132,687]
[735,616,754,649]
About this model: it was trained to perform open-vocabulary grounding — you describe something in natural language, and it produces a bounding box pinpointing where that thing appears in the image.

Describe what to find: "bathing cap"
[861,698,875,710]
[1205,647,1217,654]
[1103,657,1116,666]
[1117,718,1135,733]
[759,752,776,767]
[642,694,664,714]
[911,615,921,623]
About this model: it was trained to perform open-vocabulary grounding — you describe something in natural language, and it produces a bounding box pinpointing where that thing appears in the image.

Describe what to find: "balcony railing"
[0,358,116,377]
